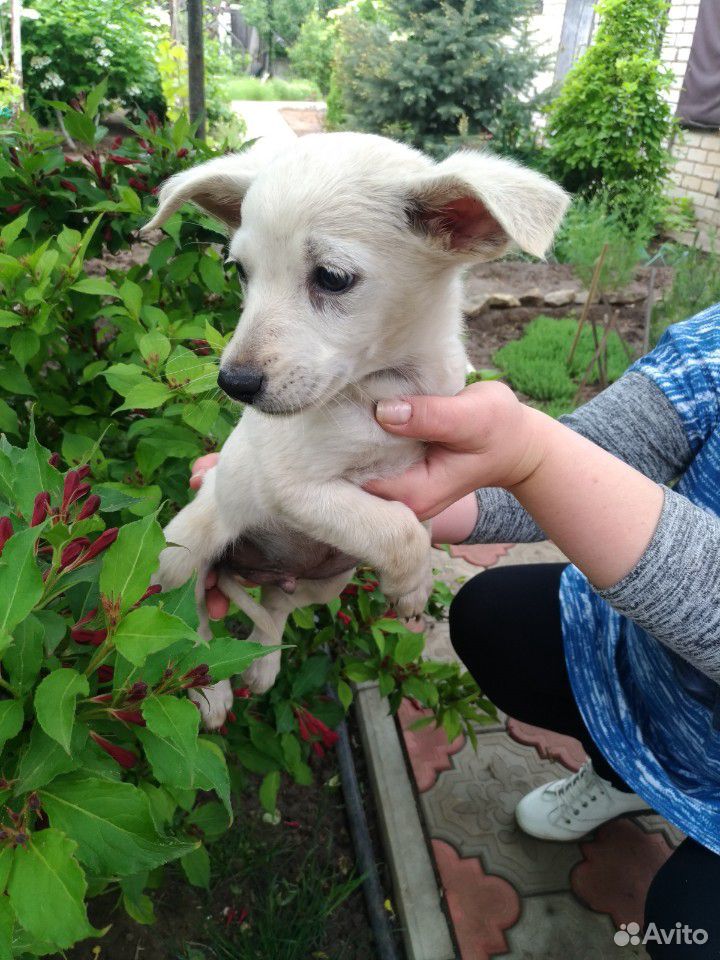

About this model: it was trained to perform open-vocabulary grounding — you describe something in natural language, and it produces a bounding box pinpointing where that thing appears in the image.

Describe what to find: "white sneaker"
[515,760,652,841]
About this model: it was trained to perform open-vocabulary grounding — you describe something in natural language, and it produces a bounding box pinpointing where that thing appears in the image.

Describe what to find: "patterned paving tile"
[421,733,585,895]
[571,819,675,928]
[433,840,520,960]
[506,718,586,772]
[398,699,466,793]
[493,893,649,960]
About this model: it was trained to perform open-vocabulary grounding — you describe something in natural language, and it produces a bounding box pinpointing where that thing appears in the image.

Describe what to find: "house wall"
[530,0,720,244]
[661,0,720,245]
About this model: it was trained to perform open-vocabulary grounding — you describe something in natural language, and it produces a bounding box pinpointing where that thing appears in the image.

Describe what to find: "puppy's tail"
[216,570,283,642]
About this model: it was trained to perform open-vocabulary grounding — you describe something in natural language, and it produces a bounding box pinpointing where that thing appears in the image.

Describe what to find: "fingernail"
[376,400,411,425]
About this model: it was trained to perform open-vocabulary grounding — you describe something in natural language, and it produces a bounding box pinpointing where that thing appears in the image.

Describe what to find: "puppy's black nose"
[217,364,265,403]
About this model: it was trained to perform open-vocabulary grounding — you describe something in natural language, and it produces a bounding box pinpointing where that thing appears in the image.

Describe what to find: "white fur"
[146,133,569,729]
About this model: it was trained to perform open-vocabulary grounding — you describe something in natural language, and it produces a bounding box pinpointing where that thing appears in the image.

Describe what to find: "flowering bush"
[0,90,493,953]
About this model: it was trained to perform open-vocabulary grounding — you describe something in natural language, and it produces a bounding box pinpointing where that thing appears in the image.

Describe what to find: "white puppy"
[143,132,568,729]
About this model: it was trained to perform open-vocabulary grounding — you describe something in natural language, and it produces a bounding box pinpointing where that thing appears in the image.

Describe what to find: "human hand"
[365,382,549,520]
[188,454,230,618]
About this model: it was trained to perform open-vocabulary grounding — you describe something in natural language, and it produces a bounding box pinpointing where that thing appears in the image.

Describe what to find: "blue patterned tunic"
[560,304,720,854]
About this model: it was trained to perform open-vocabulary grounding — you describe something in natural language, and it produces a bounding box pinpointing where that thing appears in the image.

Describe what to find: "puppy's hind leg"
[219,569,354,695]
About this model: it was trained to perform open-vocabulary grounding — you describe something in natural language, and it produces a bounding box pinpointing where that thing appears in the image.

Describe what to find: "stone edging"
[355,682,456,960]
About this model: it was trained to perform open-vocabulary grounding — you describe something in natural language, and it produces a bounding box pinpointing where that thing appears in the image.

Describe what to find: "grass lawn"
[218,74,321,102]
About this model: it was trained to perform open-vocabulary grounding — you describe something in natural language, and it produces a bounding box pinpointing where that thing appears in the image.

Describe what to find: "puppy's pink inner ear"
[438,197,504,250]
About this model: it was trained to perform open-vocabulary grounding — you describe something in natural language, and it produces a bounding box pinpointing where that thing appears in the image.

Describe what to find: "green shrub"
[544,0,675,229]
[0,90,495,954]
[554,193,650,295]
[652,237,720,343]
[21,0,165,122]
[288,10,338,95]
[332,0,547,156]
[495,315,630,414]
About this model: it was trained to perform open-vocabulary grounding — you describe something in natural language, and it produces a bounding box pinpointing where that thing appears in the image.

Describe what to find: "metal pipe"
[186,0,206,140]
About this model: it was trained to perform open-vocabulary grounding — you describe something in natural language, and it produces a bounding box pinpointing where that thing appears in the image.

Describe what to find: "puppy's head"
[144,133,569,414]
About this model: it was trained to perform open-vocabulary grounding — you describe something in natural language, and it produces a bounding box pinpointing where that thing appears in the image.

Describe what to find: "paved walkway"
[230,99,325,142]
[405,542,684,959]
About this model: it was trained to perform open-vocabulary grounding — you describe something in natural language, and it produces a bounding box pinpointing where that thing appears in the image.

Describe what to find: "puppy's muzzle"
[217,364,265,403]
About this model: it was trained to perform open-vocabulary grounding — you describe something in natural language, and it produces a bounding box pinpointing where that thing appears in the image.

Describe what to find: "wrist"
[503,406,557,492]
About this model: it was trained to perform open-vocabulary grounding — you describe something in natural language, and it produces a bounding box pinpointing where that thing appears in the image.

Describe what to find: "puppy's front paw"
[242,649,282,695]
[394,581,432,620]
[188,679,234,730]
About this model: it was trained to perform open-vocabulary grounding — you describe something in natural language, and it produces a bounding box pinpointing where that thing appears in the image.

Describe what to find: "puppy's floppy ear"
[406,151,570,260]
[140,140,281,235]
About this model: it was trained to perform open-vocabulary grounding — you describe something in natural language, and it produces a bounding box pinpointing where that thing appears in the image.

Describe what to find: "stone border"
[355,683,456,960]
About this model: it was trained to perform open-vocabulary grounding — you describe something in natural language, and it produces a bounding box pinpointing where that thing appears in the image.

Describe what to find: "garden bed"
[64,732,397,960]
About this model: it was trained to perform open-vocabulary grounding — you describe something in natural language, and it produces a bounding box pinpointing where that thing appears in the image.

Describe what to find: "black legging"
[449,564,720,958]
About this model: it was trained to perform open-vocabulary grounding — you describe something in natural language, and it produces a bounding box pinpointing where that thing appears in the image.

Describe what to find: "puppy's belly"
[218,524,356,593]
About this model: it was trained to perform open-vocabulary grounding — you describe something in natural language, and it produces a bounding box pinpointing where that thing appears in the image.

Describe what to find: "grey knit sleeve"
[464,371,694,545]
[596,486,720,683]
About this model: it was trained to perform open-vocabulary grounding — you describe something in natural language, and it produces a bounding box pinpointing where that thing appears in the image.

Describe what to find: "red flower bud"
[74,607,98,627]
[90,731,138,769]
[30,492,50,527]
[97,665,114,683]
[311,741,325,758]
[76,494,100,521]
[227,710,237,724]
[62,471,80,510]
[284,820,300,828]
[127,177,148,192]
[71,627,107,646]
[110,708,146,726]
[337,611,351,626]
[109,154,134,166]
[4,203,23,216]
[76,465,92,481]
[79,527,118,564]
[233,687,251,699]
[111,135,123,149]
[126,681,148,702]
[60,537,91,569]
[48,452,61,468]
[59,178,78,193]
[0,517,14,555]
[176,147,188,158]
[136,583,162,604]
[341,585,357,597]
[147,111,159,132]
[90,693,113,703]
[218,724,228,736]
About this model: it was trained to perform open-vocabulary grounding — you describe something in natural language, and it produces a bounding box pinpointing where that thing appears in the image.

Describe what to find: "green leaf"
[259,770,280,814]
[113,606,193,667]
[181,845,210,888]
[34,669,89,754]
[14,726,84,794]
[177,635,270,682]
[394,631,425,665]
[195,739,232,821]
[71,277,118,297]
[99,512,165,612]
[337,680,353,711]
[139,331,171,364]
[0,399,18,436]
[291,655,330,699]
[14,418,61,518]
[10,329,39,370]
[186,800,229,840]
[138,695,199,788]
[116,380,172,411]
[93,482,143,512]
[102,362,146,396]
[0,885,12,960]
[4,604,45,692]
[1,209,30,248]
[122,887,155,925]
[198,255,226,294]
[0,700,23,751]
[7,828,95,950]
[40,776,197,876]
[119,279,143,320]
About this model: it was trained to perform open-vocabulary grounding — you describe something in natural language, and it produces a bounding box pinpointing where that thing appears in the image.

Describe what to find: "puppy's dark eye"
[313,266,355,293]
[235,261,247,284]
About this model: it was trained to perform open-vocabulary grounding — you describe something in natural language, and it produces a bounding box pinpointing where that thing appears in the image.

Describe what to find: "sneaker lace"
[555,762,605,822]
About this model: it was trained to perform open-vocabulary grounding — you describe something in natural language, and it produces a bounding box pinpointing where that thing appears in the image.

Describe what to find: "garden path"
[403,541,684,959]
[230,99,325,142]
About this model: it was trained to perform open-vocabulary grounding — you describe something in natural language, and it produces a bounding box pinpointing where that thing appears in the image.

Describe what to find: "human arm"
[366,382,720,681]
[446,370,694,546]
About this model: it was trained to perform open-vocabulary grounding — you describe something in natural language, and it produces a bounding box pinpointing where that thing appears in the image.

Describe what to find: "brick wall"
[661,0,720,245]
